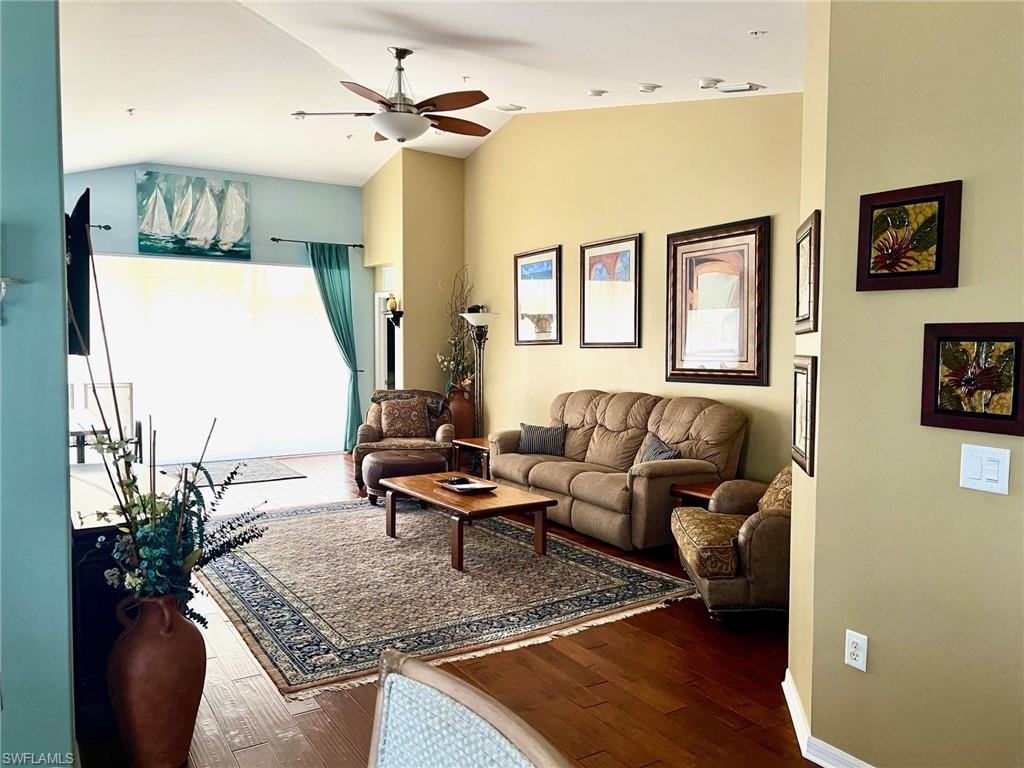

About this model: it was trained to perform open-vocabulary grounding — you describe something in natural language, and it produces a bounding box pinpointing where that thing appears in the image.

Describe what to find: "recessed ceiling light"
[496,104,526,112]
[585,88,608,97]
[637,83,662,94]
[697,78,723,90]
[748,30,769,39]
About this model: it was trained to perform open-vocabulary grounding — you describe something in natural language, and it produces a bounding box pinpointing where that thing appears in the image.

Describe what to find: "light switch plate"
[960,444,1010,495]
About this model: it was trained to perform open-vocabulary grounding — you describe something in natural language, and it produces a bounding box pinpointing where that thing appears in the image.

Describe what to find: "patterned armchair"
[670,465,792,617]
[353,389,454,491]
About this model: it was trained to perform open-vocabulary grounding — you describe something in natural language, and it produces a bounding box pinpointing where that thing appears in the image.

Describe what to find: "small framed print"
[514,245,562,345]
[856,180,962,291]
[580,233,641,348]
[792,356,817,476]
[795,210,820,334]
[666,217,770,386]
[921,323,1024,436]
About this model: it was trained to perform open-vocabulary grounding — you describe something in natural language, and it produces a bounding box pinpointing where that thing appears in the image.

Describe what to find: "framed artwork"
[795,210,820,334]
[514,245,562,345]
[792,355,817,476]
[136,170,252,259]
[856,180,961,291]
[921,323,1024,436]
[666,217,770,386]
[580,234,641,348]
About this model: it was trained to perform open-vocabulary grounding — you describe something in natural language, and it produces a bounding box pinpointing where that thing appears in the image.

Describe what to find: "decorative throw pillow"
[758,465,793,513]
[519,423,567,456]
[381,398,429,438]
[641,435,682,462]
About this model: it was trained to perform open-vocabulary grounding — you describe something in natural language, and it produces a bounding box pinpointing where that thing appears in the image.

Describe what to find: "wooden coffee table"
[379,472,557,571]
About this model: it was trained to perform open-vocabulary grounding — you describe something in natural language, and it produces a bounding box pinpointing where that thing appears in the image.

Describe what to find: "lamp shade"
[460,312,499,328]
[370,111,430,143]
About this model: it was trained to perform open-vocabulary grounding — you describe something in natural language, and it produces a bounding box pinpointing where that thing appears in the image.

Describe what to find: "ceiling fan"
[291,47,491,144]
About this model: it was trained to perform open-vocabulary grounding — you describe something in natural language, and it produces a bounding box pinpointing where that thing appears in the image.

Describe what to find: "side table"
[669,480,724,508]
[452,436,491,480]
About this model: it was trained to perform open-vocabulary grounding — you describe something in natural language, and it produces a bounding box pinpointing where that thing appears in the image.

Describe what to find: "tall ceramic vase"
[447,387,476,439]
[108,595,206,767]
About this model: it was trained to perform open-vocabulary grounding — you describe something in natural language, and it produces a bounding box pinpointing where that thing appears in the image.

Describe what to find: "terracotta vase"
[108,595,206,767]
[447,387,476,439]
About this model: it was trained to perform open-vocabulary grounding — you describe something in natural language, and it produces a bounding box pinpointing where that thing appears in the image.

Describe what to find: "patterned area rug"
[200,499,694,697]
[160,457,306,486]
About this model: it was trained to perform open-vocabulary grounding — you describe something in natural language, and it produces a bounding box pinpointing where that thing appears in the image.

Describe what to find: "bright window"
[69,254,348,463]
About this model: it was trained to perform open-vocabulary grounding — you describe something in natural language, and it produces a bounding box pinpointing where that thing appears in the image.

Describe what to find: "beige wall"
[788,0,831,721]
[800,2,1024,765]
[464,95,803,480]
[362,149,465,393]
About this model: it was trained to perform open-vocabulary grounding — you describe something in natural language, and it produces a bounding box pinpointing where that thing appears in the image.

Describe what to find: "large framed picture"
[666,217,770,386]
[514,245,562,345]
[856,180,961,291]
[921,323,1024,436]
[795,210,820,334]
[580,234,641,348]
[792,355,817,476]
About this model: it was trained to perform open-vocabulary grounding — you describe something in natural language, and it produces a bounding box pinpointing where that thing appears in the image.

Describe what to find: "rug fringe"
[283,594,696,701]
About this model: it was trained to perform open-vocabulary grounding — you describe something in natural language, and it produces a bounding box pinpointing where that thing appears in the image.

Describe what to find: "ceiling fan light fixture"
[369,111,430,143]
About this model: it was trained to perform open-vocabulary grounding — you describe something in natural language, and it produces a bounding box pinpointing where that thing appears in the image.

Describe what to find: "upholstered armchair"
[353,389,454,492]
[670,465,792,617]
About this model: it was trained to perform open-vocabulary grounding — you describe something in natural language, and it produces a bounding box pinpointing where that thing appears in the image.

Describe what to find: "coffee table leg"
[533,507,547,555]
[481,451,490,480]
[450,516,464,571]
[385,491,397,538]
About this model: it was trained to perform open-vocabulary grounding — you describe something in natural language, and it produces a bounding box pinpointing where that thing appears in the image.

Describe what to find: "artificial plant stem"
[196,418,217,470]
[88,252,126,442]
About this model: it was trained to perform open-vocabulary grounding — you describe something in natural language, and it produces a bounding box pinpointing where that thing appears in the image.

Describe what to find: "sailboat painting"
[136,170,251,259]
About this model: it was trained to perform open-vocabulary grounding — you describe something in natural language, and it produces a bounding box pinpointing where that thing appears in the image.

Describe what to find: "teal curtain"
[307,242,361,451]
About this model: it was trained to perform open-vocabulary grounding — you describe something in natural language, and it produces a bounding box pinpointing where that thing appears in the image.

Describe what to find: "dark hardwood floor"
[172,453,808,766]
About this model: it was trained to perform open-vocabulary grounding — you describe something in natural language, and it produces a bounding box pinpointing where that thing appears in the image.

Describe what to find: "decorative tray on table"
[436,476,498,494]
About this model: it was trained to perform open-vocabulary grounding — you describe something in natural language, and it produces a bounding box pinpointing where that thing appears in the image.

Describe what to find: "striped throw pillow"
[641,435,681,463]
[519,423,567,456]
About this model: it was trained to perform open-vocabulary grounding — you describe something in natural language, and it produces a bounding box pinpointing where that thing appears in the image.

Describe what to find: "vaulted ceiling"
[60,1,804,186]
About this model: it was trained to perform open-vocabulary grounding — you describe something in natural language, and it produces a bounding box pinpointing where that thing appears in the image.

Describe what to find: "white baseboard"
[782,669,874,768]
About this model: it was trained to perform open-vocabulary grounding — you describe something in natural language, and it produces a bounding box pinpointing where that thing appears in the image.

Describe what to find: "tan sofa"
[488,390,748,550]
[671,466,792,616]
[353,389,454,492]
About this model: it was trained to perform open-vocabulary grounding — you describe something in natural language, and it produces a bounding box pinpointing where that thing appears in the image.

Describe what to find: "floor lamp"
[459,312,498,437]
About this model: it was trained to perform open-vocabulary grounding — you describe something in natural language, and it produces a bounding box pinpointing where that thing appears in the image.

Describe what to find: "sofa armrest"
[708,479,769,516]
[628,458,719,484]
[435,423,454,444]
[736,508,791,605]
[488,429,520,455]
[356,423,381,445]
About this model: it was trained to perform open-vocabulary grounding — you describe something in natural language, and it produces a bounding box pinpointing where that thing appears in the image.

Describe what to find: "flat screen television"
[66,188,91,356]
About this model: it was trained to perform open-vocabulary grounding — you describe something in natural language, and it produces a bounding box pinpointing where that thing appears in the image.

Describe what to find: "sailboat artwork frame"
[136,170,252,259]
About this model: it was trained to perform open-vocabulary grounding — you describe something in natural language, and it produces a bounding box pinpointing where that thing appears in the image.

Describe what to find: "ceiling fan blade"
[291,111,375,118]
[374,132,388,142]
[340,81,393,108]
[415,90,488,113]
[427,114,491,137]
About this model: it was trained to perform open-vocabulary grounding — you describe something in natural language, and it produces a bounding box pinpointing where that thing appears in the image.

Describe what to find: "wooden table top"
[380,472,555,518]
[452,436,490,450]
[669,480,724,500]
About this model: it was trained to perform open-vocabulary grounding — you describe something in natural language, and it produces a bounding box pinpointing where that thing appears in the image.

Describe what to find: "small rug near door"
[199,498,694,697]
[160,457,306,487]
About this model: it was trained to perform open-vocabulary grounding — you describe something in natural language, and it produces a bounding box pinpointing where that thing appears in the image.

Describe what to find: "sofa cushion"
[519,423,567,456]
[670,507,748,579]
[528,461,615,495]
[549,390,603,461]
[381,398,428,438]
[584,392,661,471]
[758,465,793,513]
[645,397,748,476]
[570,471,630,514]
[640,435,682,463]
[491,453,573,486]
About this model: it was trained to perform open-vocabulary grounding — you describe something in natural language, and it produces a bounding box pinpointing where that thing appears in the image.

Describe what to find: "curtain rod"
[270,236,364,248]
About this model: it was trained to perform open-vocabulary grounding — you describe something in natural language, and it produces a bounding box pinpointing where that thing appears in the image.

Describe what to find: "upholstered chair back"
[365,389,451,438]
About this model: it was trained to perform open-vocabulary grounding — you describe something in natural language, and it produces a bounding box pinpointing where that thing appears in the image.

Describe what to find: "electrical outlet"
[845,629,868,671]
